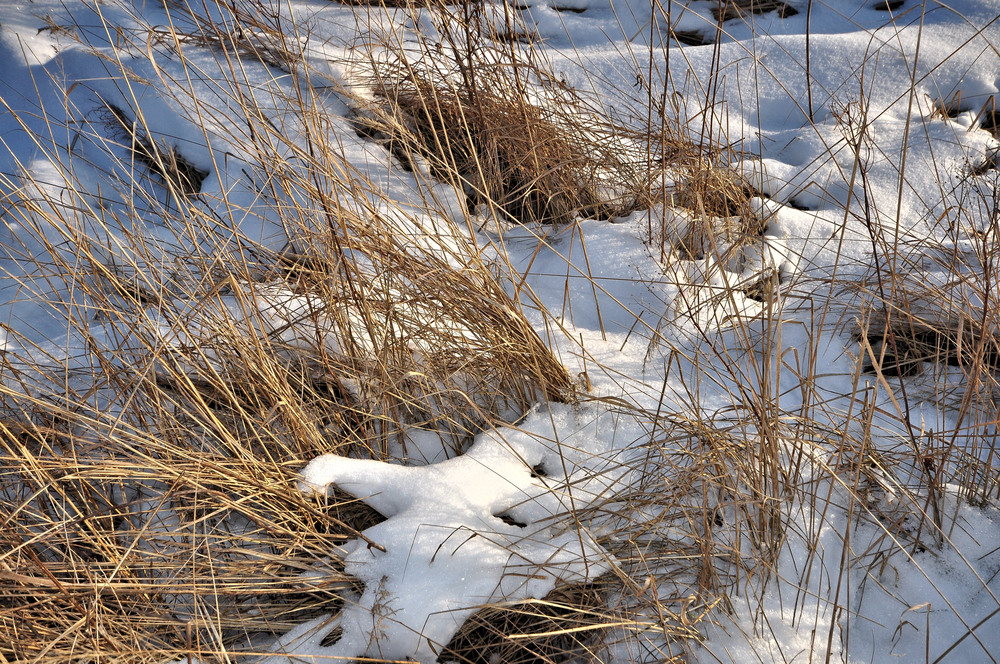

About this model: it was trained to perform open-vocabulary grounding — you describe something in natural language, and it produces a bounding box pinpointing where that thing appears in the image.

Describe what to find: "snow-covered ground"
[2,0,1000,662]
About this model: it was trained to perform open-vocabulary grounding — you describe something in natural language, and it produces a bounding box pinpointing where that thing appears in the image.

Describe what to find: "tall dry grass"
[0,0,573,660]
[2,0,998,663]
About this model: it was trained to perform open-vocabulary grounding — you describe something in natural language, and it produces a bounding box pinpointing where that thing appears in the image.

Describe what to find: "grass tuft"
[355,18,657,226]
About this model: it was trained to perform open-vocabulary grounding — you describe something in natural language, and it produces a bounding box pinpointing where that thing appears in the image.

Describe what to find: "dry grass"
[0,0,572,660]
[352,10,659,227]
[3,0,998,662]
[852,218,1000,510]
[0,0,775,659]
[441,581,614,663]
[856,310,1000,378]
[158,0,307,71]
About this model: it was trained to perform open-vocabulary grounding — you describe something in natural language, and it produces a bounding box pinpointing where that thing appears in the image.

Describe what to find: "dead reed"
[5,0,996,662]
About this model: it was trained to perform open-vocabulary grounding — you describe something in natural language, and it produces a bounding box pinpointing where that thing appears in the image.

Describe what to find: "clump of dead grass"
[0,364,373,661]
[441,581,614,663]
[352,15,658,227]
[660,154,760,261]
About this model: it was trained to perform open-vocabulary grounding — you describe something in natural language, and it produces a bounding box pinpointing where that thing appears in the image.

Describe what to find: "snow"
[2,0,1000,662]
[291,411,614,661]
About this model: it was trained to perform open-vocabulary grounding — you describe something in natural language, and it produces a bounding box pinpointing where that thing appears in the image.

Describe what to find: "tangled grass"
[2,0,999,663]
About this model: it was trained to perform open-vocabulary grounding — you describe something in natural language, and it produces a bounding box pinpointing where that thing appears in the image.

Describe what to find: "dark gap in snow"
[276,249,341,283]
[980,109,1000,137]
[966,150,998,177]
[714,0,798,22]
[465,194,478,215]
[324,488,390,532]
[108,275,162,308]
[929,91,971,120]
[787,198,812,211]
[495,511,528,528]
[530,462,548,478]
[672,30,711,47]
[862,356,921,377]
[731,185,759,216]
[319,625,344,647]
[390,143,417,172]
[741,268,778,304]
[872,0,905,10]
[352,118,383,140]
[856,313,1000,378]
[552,5,587,13]
[440,581,609,663]
[349,112,418,172]
[105,104,208,196]
[487,27,538,44]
